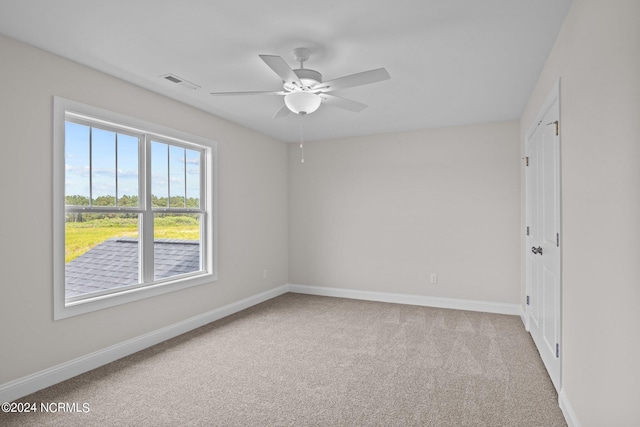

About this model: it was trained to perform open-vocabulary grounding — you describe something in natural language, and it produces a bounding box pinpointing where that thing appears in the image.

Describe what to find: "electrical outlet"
[430,273,438,284]
[262,269,268,279]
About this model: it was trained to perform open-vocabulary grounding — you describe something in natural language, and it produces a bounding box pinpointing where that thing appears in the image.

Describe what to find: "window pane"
[151,141,168,208]
[186,148,200,208]
[65,213,140,299]
[92,128,116,206]
[65,122,90,206]
[169,145,185,207]
[117,133,139,207]
[154,213,201,280]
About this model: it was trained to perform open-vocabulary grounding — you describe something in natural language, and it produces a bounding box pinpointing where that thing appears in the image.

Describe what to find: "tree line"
[65,194,200,222]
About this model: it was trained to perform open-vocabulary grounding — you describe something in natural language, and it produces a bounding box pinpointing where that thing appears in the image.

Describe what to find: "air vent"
[160,74,200,90]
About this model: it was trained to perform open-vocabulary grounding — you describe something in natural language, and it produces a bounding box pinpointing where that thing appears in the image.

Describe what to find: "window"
[53,97,217,319]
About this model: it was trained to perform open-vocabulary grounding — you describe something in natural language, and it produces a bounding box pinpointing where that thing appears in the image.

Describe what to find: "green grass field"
[65,215,200,263]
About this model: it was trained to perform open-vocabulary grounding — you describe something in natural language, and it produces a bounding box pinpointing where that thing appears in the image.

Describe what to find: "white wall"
[289,122,521,304]
[0,35,289,384]
[520,1,640,425]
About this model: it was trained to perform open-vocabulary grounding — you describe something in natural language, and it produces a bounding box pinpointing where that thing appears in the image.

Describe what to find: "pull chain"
[299,112,306,163]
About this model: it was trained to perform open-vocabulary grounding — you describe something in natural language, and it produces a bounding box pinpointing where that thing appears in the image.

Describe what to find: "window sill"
[54,273,217,320]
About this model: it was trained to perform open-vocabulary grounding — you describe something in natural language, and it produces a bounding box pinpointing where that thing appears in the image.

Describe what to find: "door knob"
[531,246,543,255]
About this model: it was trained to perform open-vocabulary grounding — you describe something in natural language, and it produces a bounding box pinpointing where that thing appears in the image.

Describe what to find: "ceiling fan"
[210,47,390,118]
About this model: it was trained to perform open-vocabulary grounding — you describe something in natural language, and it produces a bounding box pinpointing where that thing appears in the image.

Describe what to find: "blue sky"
[151,141,201,202]
[65,122,200,204]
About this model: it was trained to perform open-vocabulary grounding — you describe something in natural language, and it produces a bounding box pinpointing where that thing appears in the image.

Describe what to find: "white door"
[525,82,561,391]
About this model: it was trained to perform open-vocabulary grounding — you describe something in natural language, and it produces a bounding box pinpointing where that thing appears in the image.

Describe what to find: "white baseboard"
[519,305,528,329]
[559,388,581,427]
[288,284,521,315]
[0,284,289,404]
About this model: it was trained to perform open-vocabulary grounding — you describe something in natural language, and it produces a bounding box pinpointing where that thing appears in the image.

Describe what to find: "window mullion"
[89,127,93,207]
[183,148,187,208]
[166,144,170,208]
[115,133,119,208]
[141,136,154,283]
[200,149,207,271]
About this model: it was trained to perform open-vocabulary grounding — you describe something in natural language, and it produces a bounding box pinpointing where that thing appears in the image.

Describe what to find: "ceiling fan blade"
[259,54,302,88]
[313,68,390,92]
[210,90,286,96]
[272,104,291,119]
[319,94,368,112]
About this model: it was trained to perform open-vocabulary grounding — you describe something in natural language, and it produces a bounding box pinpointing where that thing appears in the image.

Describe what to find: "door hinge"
[526,226,530,236]
[556,233,560,247]
[525,156,529,166]
[556,343,560,358]
[526,295,530,306]
[547,120,559,136]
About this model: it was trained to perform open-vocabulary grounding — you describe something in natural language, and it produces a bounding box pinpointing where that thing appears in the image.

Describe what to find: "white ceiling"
[0,0,571,143]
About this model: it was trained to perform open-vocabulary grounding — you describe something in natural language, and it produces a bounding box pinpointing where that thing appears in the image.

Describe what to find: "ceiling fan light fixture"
[284,91,322,115]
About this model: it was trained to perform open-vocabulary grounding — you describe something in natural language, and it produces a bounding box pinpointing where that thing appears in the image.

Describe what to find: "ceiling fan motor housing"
[289,68,322,90]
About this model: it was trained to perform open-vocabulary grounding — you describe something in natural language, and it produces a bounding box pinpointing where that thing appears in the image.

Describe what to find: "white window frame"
[53,97,217,320]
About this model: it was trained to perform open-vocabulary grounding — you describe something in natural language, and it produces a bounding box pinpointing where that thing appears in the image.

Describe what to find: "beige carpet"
[1,293,566,426]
